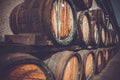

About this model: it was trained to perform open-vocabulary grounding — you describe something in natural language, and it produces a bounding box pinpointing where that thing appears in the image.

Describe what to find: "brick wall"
[0,0,24,41]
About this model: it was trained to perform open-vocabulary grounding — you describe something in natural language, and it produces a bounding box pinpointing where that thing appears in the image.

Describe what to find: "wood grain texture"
[44,51,82,80]
[5,64,46,80]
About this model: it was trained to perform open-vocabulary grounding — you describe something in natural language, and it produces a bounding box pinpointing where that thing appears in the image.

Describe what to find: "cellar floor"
[94,48,120,80]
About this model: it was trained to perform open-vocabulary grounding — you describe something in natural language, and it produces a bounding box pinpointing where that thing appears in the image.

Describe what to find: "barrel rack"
[0,0,120,80]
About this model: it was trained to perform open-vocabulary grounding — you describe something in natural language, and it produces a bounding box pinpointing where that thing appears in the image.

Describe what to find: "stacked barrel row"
[0,47,118,80]
[4,0,119,80]
[10,0,77,45]
[9,0,120,47]
[78,9,120,47]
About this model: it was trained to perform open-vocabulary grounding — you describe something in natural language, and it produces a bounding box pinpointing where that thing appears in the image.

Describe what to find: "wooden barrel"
[10,0,77,45]
[24,0,38,9]
[10,3,43,34]
[0,53,54,80]
[77,11,91,46]
[104,30,110,47]
[98,24,106,46]
[89,10,98,21]
[72,0,93,10]
[98,24,110,47]
[24,0,44,9]
[49,0,77,45]
[107,20,120,46]
[106,20,116,46]
[114,33,119,45]
[94,49,105,74]
[102,48,116,66]
[90,21,100,46]
[104,48,117,65]
[104,20,115,46]
[97,9,106,24]
[103,48,110,65]
[108,29,117,46]
[88,10,101,47]
[78,50,95,80]
[104,49,109,64]
[44,51,82,80]
[108,30,114,46]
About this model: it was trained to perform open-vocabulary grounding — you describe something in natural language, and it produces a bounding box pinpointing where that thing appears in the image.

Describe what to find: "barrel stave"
[0,53,54,80]
[44,51,82,80]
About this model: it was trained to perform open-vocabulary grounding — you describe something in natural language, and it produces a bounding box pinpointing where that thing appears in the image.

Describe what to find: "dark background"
[111,0,120,28]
